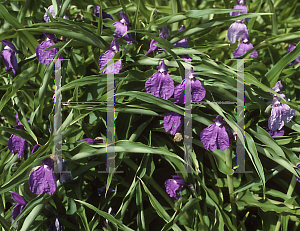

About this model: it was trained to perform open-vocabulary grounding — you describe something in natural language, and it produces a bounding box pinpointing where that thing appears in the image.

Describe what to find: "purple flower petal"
[164,111,183,135]
[268,106,285,131]
[80,138,94,144]
[9,191,27,220]
[113,22,134,43]
[99,50,122,74]
[159,26,170,39]
[200,116,229,151]
[233,42,257,58]
[164,175,186,199]
[1,40,18,52]
[272,81,283,93]
[281,103,295,123]
[145,61,174,100]
[174,70,206,104]
[29,158,56,195]
[120,12,130,25]
[48,217,63,231]
[93,8,113,28]
[8,134,27,158]
[44,5,68,23]
[227,22,248,43]
[230,4,247,22]
[44,33,57,42]
[9,191,27,205]
[286,44,300,66]
[31,144,41,154]
[36,40,63,66]
[145,39,159,56]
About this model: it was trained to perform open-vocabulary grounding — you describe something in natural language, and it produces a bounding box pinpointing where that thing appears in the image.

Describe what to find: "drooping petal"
[1,50,13,72]
[227,22,248,43]
[172,175,186,185]
[230,5,247,18]
[44,33,57,42]
[110,38,119,52]
[36,40,63,66]
[164,111,183,135]
[79,138,94,144]
[164,179,181,199]
[216,126,230,150]
[191,79,206,102]
[28,164,56,195]
[12,204,25,220]
[145,72,174,100]
[268,106,284,131]
[281,103,295,123]
[98,50,122,74]
[9,191,27,205]
[174,80,186,104]
[200,123,219,151]
[8,134,28,158]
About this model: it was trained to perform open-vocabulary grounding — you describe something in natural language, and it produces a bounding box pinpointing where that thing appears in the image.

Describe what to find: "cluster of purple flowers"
[228,0,258,58]
[1,40,21,75]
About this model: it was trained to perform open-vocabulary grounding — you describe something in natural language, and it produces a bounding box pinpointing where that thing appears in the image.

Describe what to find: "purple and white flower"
[1,40,21,74]
[230,0,248,22]
[36,33,63,66]
[99,38,122,74]
[268,94,295,131]
[164,175,187,199]
[145,26,170,56]
[173,25,192,62]
[200,115,230,151]
[28,158,57,195]
[233,35,258,58]
[227,21,248,43]
[9,191,27,220]
[164,111,183,135]
[174,68,206,104]
[113,12,135,43]
[145,60,174,100]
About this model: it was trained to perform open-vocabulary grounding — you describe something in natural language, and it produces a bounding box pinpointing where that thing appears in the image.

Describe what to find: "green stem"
[225,146,237,229]
[190,186,208,231]
[275,176,297,231]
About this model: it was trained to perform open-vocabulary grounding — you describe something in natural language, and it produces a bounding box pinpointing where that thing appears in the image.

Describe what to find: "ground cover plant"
[0,0,300,230]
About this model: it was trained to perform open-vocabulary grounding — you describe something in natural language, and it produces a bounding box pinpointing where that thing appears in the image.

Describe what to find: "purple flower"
[145,60,174,100]
[173,25,192,62]
[233,35,258,58]
[79,138,104,144]
[113,12,135,43]
[28,158,57,195]
[48,217,63,231]
[98,185,115,195]
[93,7,113,28]
[43,4,68,23]
[9,191,27,220]
[164,111,183,135]
[145,26,170,56]
[7,123,28,159]
[174,68,206,104]
[36,33,63,66]
[268,94,295,132]
[272,80,283,93]
[262,125,284,137]
[230,0,247,22]
[227,21,248,43]
[295,164,300,183]
[286,44,300,66]
[1,40,21,74]
[164,175,186,199]
[200,115,230,151]
[99,38,122,74]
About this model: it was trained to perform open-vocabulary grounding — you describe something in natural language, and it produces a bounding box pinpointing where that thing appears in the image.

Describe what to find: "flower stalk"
[225,145,237,229]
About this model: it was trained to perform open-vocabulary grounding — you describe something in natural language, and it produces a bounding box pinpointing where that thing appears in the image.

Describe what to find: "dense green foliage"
[0,0,300,230]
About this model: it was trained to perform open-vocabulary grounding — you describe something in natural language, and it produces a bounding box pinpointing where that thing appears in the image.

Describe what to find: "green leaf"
[75,199,135,231]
